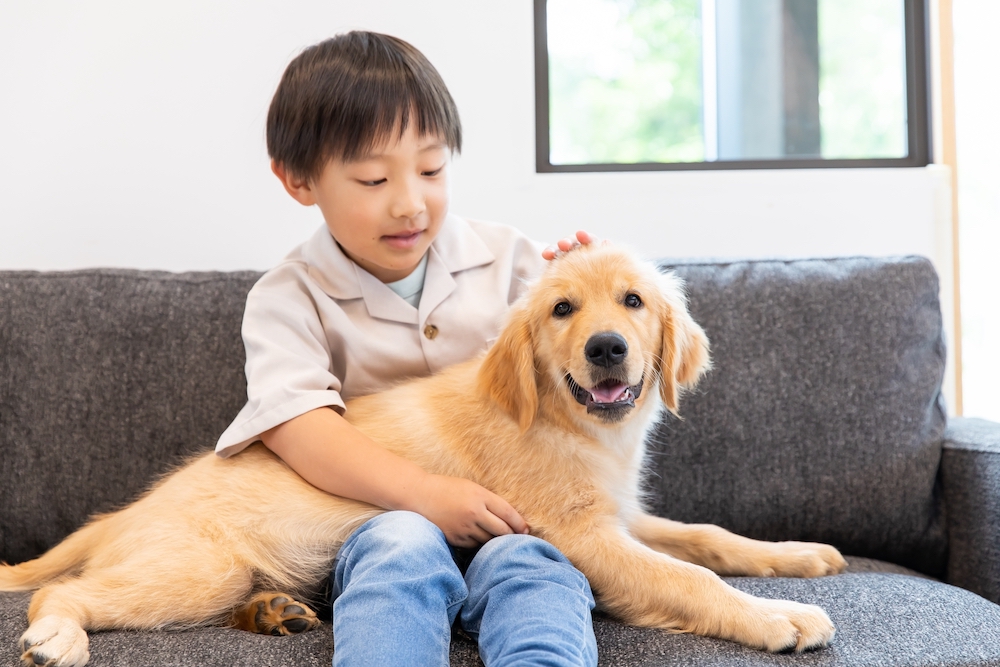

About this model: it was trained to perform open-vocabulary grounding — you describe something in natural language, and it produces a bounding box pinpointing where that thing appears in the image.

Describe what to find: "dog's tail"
[0,518,106,591]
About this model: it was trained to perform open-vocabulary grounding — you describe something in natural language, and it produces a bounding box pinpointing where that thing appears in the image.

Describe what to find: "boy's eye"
[421,166,444,177]
[359,178,387,187]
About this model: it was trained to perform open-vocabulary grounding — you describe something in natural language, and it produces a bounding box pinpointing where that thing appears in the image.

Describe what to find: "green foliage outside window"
[818,0,906,159]
[546,0,909,166]
[548,0,705,165]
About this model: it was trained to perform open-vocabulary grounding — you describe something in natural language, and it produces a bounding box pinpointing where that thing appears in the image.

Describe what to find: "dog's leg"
[231,592,321,636]
[628,514,847,578]
[552,518,836,652]
[20,559,253,667]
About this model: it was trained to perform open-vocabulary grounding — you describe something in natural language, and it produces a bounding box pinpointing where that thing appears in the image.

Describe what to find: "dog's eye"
[553,301,573,317]
[624,293,643,308]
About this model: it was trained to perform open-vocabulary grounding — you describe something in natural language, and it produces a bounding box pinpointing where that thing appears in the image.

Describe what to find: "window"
[534,0,931,171]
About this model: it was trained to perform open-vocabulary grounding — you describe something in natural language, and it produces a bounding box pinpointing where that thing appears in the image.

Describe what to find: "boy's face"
[274,123,450,283]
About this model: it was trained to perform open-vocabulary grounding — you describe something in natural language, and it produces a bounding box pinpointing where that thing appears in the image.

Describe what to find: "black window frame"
[533,0,932,172]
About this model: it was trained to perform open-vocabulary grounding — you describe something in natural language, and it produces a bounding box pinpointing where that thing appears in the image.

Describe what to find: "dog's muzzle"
[567,332,644,421]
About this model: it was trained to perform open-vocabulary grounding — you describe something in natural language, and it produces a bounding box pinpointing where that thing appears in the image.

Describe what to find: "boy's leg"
[331,511,467,667]
[460,535,598,667]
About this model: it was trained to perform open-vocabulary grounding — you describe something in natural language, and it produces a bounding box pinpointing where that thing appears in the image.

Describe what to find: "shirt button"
[423,324,439,340]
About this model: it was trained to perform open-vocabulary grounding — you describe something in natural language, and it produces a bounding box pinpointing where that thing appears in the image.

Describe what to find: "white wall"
[954,0,1000,422]
[0,0,949,273]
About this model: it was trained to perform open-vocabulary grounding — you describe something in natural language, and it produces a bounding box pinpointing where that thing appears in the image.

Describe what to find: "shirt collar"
[301,214,495,320]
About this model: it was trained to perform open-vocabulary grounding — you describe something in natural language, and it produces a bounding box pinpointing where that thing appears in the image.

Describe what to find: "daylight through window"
[536,0,929,171]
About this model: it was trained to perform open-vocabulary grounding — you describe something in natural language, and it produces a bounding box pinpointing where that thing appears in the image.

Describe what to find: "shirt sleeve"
[215,263,345,458]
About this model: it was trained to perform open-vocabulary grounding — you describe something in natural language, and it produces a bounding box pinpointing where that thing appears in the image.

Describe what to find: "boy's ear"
[271,160,317,206]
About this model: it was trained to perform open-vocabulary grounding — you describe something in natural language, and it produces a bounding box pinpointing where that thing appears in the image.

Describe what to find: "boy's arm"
[261,407,528,548]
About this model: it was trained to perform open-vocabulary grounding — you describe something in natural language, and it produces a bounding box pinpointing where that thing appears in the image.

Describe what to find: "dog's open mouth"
[566,374,644,415]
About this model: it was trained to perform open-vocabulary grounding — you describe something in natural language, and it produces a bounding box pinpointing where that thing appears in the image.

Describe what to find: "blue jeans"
[330,511,598,667]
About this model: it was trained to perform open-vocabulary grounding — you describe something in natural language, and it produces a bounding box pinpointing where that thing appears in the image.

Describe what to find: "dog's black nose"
[585,332,628,367]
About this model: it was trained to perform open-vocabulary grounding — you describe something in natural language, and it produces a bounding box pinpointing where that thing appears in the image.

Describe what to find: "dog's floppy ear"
[658,295,711,415]
[477,302,538,431]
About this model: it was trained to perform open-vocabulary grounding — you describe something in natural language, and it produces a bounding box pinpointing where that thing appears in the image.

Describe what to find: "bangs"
[267,32,462,181]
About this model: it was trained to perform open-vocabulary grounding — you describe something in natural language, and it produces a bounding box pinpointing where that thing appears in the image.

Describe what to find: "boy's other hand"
[542,230,601,260]
[413,474,529,548]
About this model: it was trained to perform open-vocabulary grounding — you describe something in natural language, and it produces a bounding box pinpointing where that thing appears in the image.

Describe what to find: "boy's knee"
[333,511,466,604]
[346,511,448,559]
[477,533,569,567]
[471,535,591,594]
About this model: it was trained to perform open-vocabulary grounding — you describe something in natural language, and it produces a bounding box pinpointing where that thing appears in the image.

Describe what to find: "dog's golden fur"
[1,246,846,667]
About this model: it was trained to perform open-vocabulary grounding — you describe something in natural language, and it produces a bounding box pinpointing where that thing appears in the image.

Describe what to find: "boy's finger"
[477,513,514,539]
[486,497,530,535]
[451,529,490,548]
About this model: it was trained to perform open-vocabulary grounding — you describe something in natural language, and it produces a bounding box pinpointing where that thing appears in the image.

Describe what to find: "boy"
[216,31,598,666]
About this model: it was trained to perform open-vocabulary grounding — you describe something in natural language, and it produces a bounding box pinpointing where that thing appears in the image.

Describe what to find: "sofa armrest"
[942,416,1000,602]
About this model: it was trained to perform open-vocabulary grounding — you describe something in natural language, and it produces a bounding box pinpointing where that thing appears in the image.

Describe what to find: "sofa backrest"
[649,257,947,575]
[0,270,259,565]
[0,258,948,575]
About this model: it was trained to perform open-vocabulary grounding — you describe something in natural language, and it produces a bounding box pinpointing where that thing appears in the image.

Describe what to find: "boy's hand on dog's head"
[413,474,529,548]
[542,230,604,260]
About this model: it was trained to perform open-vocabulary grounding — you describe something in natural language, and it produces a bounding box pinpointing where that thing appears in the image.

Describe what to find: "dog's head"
[478,245,710,431]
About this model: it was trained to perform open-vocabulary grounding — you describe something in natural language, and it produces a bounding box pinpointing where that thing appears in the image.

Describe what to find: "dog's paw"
[745,598,836,653]
[756,542,847,578]
[235,592,321,636]
[19,615,90,667]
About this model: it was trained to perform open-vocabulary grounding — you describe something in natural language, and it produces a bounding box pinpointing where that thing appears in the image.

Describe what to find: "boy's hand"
[542,230,601,260]
[412,473,529,548]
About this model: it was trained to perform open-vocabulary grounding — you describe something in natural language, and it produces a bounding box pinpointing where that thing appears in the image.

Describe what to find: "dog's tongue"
[590,382,629,404]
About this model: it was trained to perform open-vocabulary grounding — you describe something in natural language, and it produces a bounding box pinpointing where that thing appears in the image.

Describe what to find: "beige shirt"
[215,215,545,458]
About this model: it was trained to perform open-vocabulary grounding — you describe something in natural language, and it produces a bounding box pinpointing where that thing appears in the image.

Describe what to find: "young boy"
[215,31,598,666]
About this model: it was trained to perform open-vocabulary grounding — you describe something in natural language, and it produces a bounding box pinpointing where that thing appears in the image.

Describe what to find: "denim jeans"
[330,511,598,667]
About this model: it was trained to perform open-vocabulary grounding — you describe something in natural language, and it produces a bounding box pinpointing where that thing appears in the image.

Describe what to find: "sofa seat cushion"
[596,571,1000,666]
[2,558,997,666]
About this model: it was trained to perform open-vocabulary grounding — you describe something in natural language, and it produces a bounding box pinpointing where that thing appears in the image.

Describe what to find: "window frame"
[533,0,932,172]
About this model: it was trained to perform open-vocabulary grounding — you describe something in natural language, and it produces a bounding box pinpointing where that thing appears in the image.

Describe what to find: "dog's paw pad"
[19,616,89,667]
[244,592,320,636]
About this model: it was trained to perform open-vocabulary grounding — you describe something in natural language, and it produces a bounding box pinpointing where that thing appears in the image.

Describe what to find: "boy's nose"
[390,177,425,219]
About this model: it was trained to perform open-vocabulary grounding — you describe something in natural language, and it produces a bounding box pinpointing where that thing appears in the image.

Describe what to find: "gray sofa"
[2,256,1000,666]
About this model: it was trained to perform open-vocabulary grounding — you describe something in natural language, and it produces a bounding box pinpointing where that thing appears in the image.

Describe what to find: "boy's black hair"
[266,31,462,181]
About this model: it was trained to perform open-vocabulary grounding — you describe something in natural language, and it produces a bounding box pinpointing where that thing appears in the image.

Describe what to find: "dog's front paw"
[756,542,847,578]
[745,598,836,653]
[233,592,321,636]
[19,615,90,667]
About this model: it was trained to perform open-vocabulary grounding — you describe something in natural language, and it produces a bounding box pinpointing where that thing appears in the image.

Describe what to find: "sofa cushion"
[0,270,259,564]
[2,559,996,666]
[647,257,948,575]
[0,259,949,577]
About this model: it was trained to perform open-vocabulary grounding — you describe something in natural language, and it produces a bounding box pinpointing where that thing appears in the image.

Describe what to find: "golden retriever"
[0,245,846,667]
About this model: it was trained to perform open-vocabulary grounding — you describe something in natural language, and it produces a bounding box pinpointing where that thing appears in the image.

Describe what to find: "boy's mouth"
[382,230,423,250]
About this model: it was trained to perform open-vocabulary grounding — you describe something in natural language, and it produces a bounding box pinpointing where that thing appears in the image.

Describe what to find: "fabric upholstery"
[0,270,258,564]
[2,559,998,666]
[1,258,997,667]
[648,257,947,576]
[942,416,1000,603]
